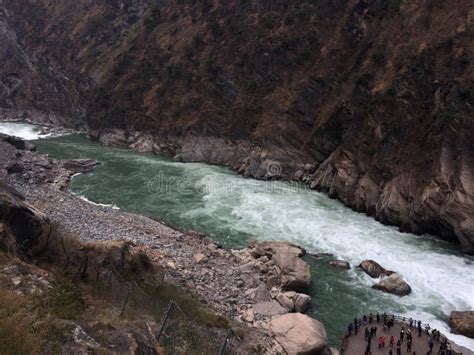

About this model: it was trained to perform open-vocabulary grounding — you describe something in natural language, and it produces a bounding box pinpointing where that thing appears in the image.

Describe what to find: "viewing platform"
[340,314,473,355]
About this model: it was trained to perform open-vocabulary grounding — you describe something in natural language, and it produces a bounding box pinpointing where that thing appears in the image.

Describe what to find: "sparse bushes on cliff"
[144,5,161,32]
[372,51,386,66]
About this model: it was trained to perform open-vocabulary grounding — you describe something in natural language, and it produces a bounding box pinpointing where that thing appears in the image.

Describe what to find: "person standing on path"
[390,335,395,348]
[347,322,353,336]
[400,328,405,342]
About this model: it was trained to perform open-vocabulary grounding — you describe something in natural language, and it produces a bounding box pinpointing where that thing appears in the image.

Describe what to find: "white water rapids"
[1,122,473,350]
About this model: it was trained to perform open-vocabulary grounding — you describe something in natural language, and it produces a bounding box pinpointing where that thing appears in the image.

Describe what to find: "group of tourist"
[345,313,456,355]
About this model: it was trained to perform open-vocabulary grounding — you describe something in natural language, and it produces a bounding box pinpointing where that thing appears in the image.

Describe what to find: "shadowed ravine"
[1,122,473,349]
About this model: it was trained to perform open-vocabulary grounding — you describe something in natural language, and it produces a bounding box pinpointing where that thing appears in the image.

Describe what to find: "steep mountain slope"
[0,2,87,127]
[1,0,473,252]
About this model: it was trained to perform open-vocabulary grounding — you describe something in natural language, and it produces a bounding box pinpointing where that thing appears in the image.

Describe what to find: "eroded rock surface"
[270,313,328,355]
[372,273,412,297]
[359,259,394,278]
[0,180,51,256]
[330,260,350,270]
[449,311,474,339]
[250,241,311,291]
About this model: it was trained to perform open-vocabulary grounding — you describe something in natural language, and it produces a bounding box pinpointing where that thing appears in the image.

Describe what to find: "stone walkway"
[341,319,461,355]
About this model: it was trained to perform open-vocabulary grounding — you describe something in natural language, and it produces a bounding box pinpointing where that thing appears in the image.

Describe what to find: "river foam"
[2,122,473,349]
[0,122,66,140]
[196,169,474,349]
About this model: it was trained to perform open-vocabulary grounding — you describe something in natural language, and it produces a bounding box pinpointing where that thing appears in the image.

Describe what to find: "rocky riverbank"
[89,127,474,256]
[0,131,335,353]
[1,0,473,253]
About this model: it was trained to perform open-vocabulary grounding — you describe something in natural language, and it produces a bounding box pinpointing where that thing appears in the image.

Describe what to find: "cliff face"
[1,0,473,252]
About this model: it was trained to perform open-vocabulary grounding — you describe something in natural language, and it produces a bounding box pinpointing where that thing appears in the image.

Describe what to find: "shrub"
[372,51,386,66]
[32,279,86,320]
[388,0,402,14]
[144,5,161,32]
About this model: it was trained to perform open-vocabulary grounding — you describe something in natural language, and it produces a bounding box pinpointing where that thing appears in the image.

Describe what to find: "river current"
[1,122,473,349]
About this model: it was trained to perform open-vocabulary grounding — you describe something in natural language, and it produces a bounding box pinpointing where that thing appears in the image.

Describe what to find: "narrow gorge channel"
[2,122,473,349]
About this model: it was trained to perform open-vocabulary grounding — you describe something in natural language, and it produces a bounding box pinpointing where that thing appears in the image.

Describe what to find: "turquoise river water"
[1,122,473,349]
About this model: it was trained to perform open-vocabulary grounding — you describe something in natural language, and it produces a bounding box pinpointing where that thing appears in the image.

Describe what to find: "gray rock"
[239,262,255,274]
[330,260,350,270]
[270,313,328,355]
[193,253,208,264]
[246,283,271,303]
[99,129,128,147]
[276,293,294,312]
[241,309,255,323]
[372,273,412,296]
[129,135,155,153]
[252,241,311,291]
[62,159,98,174]
[293,293,312,313]
[359,259,394,278]
[449,311,474,339]
[253,301,288,317]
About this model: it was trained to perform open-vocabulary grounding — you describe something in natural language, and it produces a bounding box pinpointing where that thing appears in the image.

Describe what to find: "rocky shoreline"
[2,116,474,255]
[0,127,336,353]
[1,123,473,353]
[89,127,474,255]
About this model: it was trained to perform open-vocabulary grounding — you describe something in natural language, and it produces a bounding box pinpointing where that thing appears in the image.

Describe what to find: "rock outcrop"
[449,311,474,339]
[250,241,311,291]
[359,259,394,278]
[270,313,328,355]
[0,180,51,256]
[0,134,97,189]
[359,260,411,296]
[372,273,412,297]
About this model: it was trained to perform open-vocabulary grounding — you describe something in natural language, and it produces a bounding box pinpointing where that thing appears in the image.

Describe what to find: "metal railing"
[116,281,239,354]
[341,312,450,352]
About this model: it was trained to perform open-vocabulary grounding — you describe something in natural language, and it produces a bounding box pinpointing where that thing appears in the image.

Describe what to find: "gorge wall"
[0,0,473,252]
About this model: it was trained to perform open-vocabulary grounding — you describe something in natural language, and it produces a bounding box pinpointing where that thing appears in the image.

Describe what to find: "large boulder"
[372,273,412,296]
[0,133,36,151]
[62,159,98,174]
[276,291,312,313]
[252,241,311,291]
[270,313,328,355]
[0,180,51,256]
[359,259,394,278]
[449,311,474,339]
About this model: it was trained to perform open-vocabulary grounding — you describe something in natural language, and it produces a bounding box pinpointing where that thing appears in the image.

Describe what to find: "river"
[1,122,473,349]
